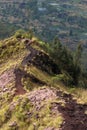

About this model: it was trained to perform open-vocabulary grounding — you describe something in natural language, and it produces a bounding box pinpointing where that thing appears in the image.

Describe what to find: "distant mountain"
[0,0,87,68]
[0,0,87,43]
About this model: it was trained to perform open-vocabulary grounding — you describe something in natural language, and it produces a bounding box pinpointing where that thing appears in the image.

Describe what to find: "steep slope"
[0,33,87,130]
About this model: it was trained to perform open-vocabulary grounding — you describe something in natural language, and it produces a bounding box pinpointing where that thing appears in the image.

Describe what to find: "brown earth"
[22,41,60,74]
[27,87,87,130]
[14,68,26,95]
[56,91,87,130]
[0,68,26,95]
[23,87,87,130]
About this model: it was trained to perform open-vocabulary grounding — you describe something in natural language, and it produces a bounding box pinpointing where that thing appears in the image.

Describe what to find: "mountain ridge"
[0,31,87,130]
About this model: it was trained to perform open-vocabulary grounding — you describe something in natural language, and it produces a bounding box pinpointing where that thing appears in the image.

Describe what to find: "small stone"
[9,121,17,127]
[44,127,54,130]
[26,112,32,118]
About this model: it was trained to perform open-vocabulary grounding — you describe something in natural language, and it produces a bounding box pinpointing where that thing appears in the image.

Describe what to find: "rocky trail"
[22,40,60,74]
[56,91,87,130]
[0,69,15,93]
[0,70,87,130]
[27,88,87,130]
[0,40,87,130]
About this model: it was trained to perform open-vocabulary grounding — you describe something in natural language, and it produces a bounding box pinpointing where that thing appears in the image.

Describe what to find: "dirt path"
[14,68,46,95]
[25,87,87,130]
[14,69,26,95]
[56,91,87,130]
[22,45,39,65]
[22,43,59,74]
[0,68,26,95]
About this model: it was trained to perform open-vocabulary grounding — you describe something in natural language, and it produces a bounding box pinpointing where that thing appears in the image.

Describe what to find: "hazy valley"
[0,0,87,68]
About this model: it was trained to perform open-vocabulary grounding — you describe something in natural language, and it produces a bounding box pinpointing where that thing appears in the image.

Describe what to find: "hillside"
[0,31,87,130]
